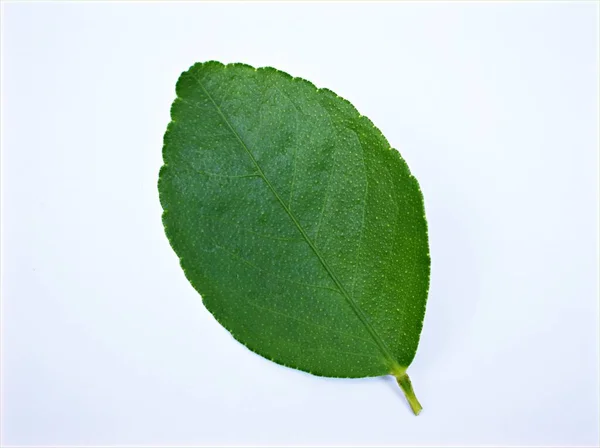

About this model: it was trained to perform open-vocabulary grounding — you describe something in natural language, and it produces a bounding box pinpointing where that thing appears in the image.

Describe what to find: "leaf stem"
[395,372,423,415]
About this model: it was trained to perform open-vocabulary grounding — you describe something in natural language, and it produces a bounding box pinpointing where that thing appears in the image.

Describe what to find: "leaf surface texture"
[159,62,430,381]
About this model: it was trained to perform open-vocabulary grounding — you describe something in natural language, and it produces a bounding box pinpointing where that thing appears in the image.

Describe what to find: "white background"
[1,2,598,447]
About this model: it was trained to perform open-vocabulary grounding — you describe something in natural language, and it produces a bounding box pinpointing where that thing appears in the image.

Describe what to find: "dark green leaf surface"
[159,62,430,414]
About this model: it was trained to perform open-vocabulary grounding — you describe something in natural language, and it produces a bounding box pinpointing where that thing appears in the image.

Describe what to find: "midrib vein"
[195,77,397,368]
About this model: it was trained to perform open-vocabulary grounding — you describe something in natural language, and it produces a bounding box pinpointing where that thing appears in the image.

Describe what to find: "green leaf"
[158,61,430,415]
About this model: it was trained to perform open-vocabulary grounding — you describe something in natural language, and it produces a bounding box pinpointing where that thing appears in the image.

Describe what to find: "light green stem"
[395,372,423,415]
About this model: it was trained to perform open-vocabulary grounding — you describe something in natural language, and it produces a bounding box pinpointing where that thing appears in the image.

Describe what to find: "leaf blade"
[159,61,430,381]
